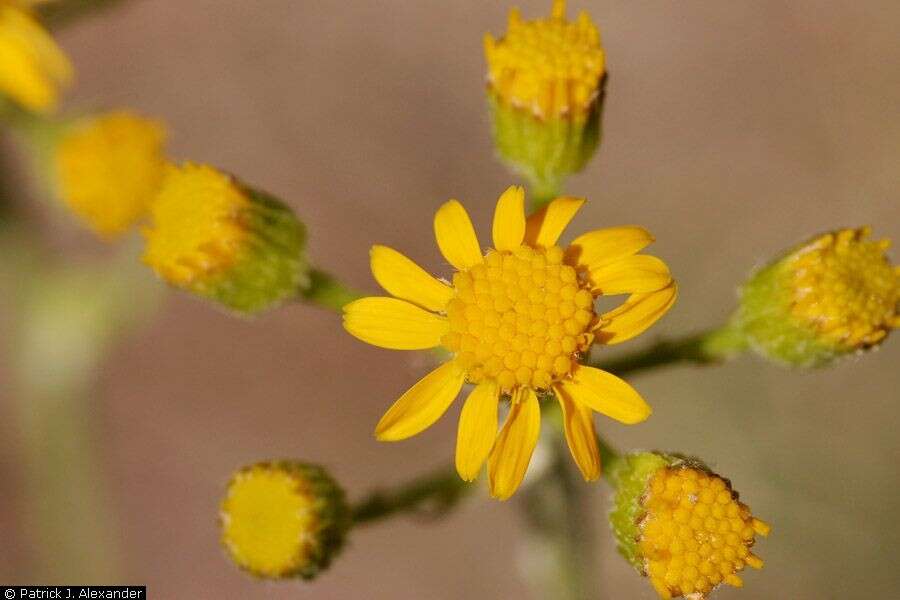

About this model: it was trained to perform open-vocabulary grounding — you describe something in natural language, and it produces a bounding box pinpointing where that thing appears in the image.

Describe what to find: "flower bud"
[142,163,309,314]
[52,110,167,238]
[736,227,898,367]
[484,0,605,199]
[219,461,349,580]
[609,452,770,600]
[0,2,72,113]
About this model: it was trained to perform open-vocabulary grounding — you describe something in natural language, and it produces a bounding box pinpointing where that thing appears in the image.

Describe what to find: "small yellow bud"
[737,227,898,367]
[142,163,309,314]
[609,452,769,599]
[485,1,606,200]
[219,461,349,580]
[54,110,167,238]
[485,0,605,119]
[0,2,72,113]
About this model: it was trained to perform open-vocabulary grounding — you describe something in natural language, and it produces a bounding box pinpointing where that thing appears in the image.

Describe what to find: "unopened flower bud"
[142,163,309,314]
[484,0,605,200]
[737,227,898,367]
[219,460,349,580]
[52,110,167,238]
[609,452,770,600]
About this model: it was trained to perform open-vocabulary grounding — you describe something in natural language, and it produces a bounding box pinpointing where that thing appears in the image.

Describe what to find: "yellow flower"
[220,461,349,580]
[54,110,167,238]
[0,1,71,113]
[142,163,309,314]
[609,452,770,600]
[738,227,898,366]
[343,186,676,499]
[787,228,898,349]
[485,0,604,119]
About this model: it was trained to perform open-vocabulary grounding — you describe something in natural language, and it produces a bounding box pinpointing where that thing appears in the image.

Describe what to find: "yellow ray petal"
[455,380,500,481]
[557,365,651,424]
[492,186,526,252]
[524,196,585,248]
[594,283,678,345]
[0,5,72,113]
[488,389,541,500]
[370,245,453,312]
[375,361,466,441]
[554,386,601,481]
[565,226,654,269]
[588,254,672,295]
[434,199,483,270]
[343,297,448,350]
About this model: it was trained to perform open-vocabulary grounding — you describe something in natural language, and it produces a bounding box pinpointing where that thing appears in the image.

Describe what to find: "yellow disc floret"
[143,163,249,286]
[640,466,770,600]
[220,461,347,580]
[55,111,167,238]
[442,244,595,392]
[485,0,604,118]
[788,227,899,350]
[0,2,72,113]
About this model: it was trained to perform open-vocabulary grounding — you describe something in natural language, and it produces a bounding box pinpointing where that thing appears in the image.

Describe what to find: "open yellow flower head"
[54,110,167,238]
[344,186,676,500]
[609,452,770,600]
[485,0,604,119]
[485,1,605,200]
[0,1,71,113]
[143,163,309,314]
[220,461,349,580]
[737,227,898,367]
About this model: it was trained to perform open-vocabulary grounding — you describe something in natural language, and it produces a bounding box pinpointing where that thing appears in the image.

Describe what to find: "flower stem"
[589,320,748,377]
[519,415,596,600]
[527,175,564,212]
[300,268,362,312]
[350,466,470,527]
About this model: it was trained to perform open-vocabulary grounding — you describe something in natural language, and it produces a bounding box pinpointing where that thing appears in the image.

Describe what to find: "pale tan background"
[1,1,899,598]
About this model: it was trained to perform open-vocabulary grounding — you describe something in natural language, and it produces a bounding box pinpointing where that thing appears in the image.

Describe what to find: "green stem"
[519,423,595,600]
[527,175,563,212]
[589,321,748,377]
[350,466,470,526]
[301,268,362,312]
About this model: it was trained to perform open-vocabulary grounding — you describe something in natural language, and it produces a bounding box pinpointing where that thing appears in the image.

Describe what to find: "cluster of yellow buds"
[608,452,770,599]
[220,461,349,580]
[142,163,310,314]
[485,0,605,201]
[39,115,310,314]
[736,227,898,367]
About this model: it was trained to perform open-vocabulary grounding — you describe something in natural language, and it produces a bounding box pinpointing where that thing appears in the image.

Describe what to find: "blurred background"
[1,1,898,598]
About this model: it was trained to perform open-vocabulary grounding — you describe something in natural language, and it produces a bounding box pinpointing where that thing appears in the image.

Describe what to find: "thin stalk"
[527,175,563,212]
[519,427,595,600]
[589,321,749,377]
[350,466,470,526]
[301,268,362,312]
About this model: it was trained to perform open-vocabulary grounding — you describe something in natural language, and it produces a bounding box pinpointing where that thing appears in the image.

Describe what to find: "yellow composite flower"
[0,1,72,113]
[344,187,676,499]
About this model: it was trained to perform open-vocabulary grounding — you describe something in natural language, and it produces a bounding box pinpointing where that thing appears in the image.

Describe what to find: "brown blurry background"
[1,1,899,598]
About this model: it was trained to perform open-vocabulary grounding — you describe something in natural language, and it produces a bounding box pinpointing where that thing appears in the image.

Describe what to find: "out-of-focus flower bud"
[484,0,605,201]
[142,163,309,315]
[52,110,167,238]
[608,452,770,600]
[737,227,898,367]
[219,461,349,580]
